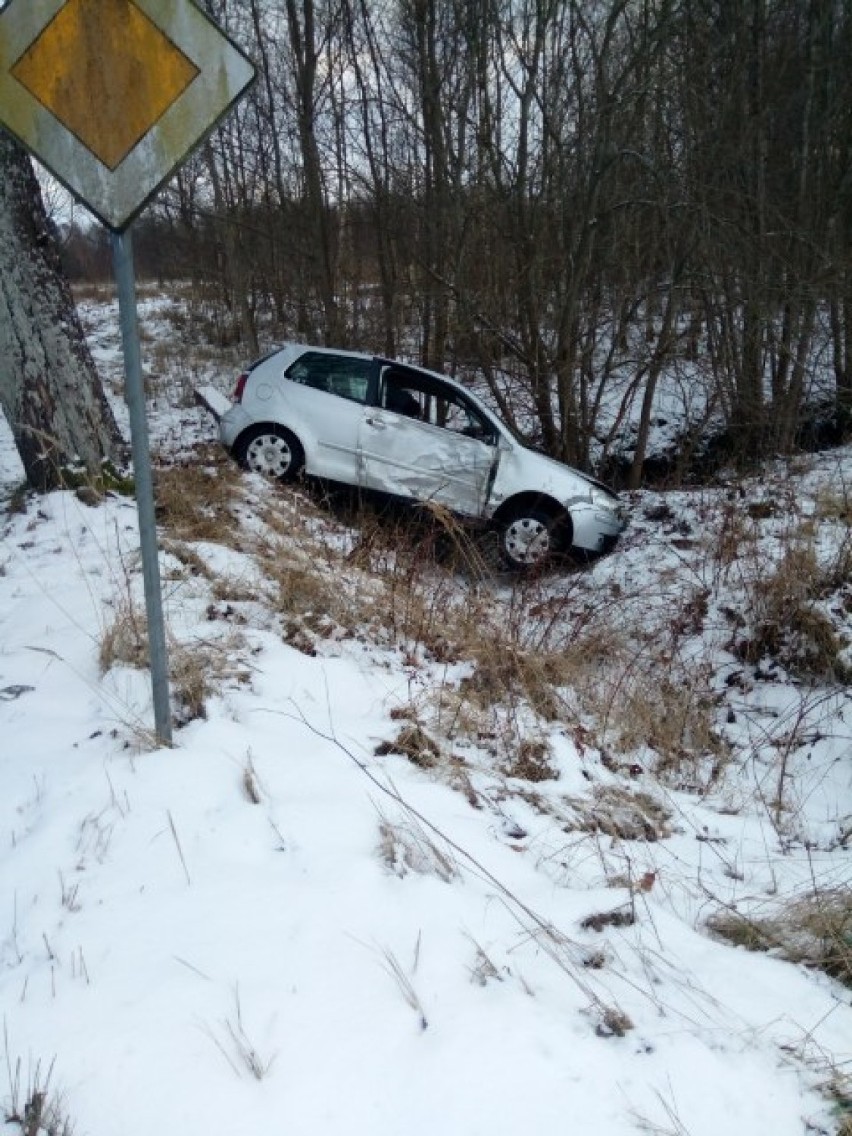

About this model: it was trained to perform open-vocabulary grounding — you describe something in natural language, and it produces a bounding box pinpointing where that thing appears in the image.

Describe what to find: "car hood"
[498,442,617,505]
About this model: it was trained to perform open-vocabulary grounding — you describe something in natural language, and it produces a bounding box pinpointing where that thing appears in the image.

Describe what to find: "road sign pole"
[1,0,255,749]
[112,227,172,746]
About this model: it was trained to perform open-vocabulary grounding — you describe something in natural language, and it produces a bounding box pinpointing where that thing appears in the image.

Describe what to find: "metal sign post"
[0,0,255,746]
[112,228,172,743]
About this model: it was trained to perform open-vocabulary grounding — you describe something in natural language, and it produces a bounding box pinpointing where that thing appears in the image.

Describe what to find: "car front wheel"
[236,426,304,481]
[498,507,562,570]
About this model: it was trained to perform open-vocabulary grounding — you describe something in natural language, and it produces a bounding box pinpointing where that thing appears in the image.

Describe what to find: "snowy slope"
[1,293,850,1136]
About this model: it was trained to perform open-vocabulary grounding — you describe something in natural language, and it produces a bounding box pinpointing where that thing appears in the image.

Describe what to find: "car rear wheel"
[498,507,562,571]
[236,426,304,482]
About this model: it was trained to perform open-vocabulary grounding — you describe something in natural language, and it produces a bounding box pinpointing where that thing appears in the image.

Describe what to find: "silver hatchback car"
[220,344,627,569]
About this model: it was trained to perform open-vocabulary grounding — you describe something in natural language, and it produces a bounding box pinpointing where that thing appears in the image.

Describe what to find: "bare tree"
[285,0,342,344]
[119,0,852,479]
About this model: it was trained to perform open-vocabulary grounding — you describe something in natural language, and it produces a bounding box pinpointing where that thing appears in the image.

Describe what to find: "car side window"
[435,392,492,439]
[382,369,425,418]
[287,352,372,404]
[381,367,495,442]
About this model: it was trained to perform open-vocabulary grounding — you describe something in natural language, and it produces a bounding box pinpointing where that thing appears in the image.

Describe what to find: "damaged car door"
[360,365,499,517]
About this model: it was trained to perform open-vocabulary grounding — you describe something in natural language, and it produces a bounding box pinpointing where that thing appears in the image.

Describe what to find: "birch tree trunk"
[0,135,121,490]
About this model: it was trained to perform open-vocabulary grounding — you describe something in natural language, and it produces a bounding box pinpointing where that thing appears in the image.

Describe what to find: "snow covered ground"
[1,291,851,1136]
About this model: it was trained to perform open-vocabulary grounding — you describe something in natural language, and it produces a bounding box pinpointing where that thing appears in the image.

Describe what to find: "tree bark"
[285,0,341,346]
[0,135,121,489]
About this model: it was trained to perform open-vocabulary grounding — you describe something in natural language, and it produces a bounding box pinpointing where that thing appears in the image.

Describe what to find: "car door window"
[380,367,495,442]
[434,391,493,439]
[380,368,427,419]
[287,351,372,404]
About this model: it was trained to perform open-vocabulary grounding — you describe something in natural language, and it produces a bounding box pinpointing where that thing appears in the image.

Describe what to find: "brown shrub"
[708,886,852,987]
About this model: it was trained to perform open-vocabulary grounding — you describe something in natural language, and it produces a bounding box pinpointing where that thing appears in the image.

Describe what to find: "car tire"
[235,426,304,482]
[498,506,563,571]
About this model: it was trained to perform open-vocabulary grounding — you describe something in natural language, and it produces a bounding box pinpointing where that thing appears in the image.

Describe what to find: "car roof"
[270,342,479,402]
[278,342,375,364]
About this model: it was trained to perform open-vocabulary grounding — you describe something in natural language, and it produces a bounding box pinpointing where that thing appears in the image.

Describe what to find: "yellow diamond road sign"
[12,0,202,172]
[0,0,255,229]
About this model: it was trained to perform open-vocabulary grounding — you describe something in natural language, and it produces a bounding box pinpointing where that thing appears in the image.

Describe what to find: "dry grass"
[71,280,113,304]
[205,988,275,1081]
[248,490,496,672]
[827,1077,852,1136]
[143,434,848,821]
[242,757,262,804]
[503,738,557,782]
[111,450,852,827]
[377,812,458,882]
[154,455,242,545]
[453,599,724,788]
[603,664,724,779]
[731,539,850,681]
[98,594,148,673]
[98,594,249,723]
[237,486,656,790]
[713,481,852,686]
[350,509,489,659]
[250,493,366,652]
[594,1004,635,1038]
[162,540,212,582]
[3,1049,73,1136]
[568,786,673,842]
[460,646,566,722]
[707,886,852,987]
[169,635,251,725]
[813,483,852,524]
[374,724,440,769]
[349,515,726,791]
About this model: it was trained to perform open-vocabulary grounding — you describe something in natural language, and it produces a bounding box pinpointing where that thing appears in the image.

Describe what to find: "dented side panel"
[486,444,593,514]
[359,411,497,516]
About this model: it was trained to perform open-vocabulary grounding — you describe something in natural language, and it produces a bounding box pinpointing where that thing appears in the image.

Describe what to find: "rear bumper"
[219,405,252,450]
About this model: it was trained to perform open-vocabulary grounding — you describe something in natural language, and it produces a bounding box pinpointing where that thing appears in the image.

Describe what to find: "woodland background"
[56,0,852,486]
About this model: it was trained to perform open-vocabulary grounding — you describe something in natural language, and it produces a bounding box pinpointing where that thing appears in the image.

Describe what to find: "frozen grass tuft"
[3,1031,73,1136]
[204,988,275,1081]
[707,885,852,988]
[377,810,458,882]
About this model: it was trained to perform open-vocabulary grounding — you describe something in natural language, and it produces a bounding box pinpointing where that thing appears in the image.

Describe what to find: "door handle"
[366,416,387,429]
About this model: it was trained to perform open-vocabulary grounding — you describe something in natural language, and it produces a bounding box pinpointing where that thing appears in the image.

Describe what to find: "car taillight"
[232,372,248,403]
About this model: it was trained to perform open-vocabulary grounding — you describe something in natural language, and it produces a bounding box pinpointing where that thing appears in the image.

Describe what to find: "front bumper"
[569,502,628,554]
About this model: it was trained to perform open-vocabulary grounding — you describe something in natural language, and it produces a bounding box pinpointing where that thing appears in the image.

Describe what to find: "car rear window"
[286,352,372,404]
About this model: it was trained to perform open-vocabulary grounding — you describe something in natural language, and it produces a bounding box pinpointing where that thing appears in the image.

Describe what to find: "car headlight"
[590,485,617,510]
[589,485,627,523]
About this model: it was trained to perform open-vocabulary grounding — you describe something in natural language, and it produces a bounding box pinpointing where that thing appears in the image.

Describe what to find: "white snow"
[1,291,850,1136]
